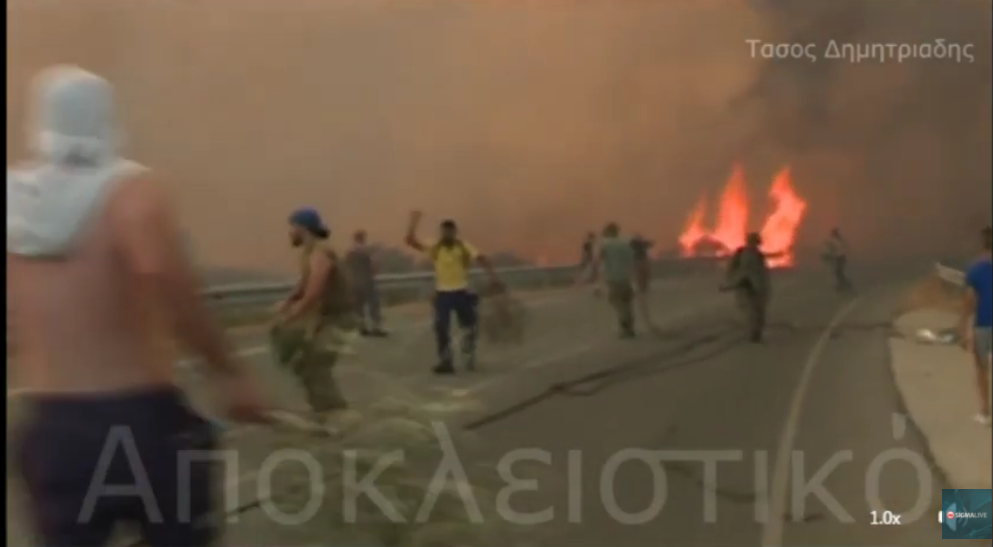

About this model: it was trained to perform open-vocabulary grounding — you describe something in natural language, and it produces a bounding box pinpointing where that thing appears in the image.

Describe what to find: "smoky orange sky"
[7,0,991,275]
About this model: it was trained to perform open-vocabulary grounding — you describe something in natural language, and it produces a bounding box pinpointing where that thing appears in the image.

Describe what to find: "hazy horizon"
[8,0,991,275]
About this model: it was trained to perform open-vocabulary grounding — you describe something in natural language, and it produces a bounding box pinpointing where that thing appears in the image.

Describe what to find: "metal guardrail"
[199,259,969,312]
[202,264,578,311]
[5,258,723,347]
[934,261,966,287]
[202,257,725,312]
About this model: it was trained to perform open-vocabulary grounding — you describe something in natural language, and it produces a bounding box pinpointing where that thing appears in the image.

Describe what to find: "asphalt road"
[6,267,969,546]
[468,267,959,547]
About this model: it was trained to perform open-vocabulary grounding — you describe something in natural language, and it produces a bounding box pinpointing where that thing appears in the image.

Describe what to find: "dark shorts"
[15,386,218,547]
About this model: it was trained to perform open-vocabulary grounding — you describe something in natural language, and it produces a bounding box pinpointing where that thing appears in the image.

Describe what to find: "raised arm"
[404,210,427,252]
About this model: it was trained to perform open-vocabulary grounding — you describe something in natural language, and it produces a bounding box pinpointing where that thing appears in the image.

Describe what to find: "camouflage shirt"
[270,245,353,366]
[726,246,770,295]
[298,244,353,322]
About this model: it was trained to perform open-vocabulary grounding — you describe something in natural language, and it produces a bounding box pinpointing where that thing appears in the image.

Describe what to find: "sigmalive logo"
[941,489,993,539]
[941,510,989,523]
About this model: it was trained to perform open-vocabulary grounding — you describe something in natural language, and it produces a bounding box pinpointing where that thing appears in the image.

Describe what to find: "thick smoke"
[7,0,990,272]
[736,0,991,258]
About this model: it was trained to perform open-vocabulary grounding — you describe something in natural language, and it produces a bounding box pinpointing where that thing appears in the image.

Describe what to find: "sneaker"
[369,328,389,338]
[974,413,992,426]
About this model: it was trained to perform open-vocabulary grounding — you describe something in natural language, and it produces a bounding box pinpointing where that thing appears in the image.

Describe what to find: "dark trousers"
[433,290,478,365]
[607,282,635,333]
[832,256,852,290]
[735,288,768,340]
[353,282,383,329]
[16,386,217,547]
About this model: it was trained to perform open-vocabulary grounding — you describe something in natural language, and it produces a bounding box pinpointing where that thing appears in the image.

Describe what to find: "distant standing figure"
[631,234,653,292]
[578,232,596,281]
[959,226,992,426]
[822,228,853,291]
[723,232,771,342]
[595,222,637,338]
[346,230,387,337]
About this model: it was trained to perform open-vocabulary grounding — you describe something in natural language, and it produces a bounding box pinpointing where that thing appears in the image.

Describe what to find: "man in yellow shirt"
[405,210,503,374]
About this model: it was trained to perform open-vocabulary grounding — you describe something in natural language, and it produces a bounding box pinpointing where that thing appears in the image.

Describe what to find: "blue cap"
[288,207,330,239]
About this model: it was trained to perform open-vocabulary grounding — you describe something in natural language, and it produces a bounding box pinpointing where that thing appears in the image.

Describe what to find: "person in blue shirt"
[960,226,992,426]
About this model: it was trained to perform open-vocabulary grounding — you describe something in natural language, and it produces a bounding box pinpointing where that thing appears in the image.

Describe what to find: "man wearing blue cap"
[271,207,356,431]
[405,210,503,374]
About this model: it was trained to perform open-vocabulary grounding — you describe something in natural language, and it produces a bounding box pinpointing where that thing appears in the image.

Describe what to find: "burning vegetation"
[678,164,808,268]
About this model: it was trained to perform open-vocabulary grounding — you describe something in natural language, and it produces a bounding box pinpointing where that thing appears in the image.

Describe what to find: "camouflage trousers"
[270,319,350,415]
[607,282,635,333]
[734,289,768,340]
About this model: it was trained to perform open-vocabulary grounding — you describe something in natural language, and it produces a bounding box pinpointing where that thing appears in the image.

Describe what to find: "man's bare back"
[9,169,176,394]
[7,66,266,412]
[7,65,267,547]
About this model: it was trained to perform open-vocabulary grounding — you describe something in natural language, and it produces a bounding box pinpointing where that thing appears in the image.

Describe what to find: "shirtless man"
[7,66,268,547]
[270,208,355,430]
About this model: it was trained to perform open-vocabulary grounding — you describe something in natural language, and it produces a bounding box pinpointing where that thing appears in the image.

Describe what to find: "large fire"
[677,164,808,268]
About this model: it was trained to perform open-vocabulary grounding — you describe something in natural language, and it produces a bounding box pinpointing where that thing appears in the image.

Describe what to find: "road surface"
[7,267,970,546]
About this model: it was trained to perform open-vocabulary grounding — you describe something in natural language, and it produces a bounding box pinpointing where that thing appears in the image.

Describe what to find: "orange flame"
[711,164,749,253]
[759,167,808,267]
[677,164,808,268]
[678,198,709,255]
